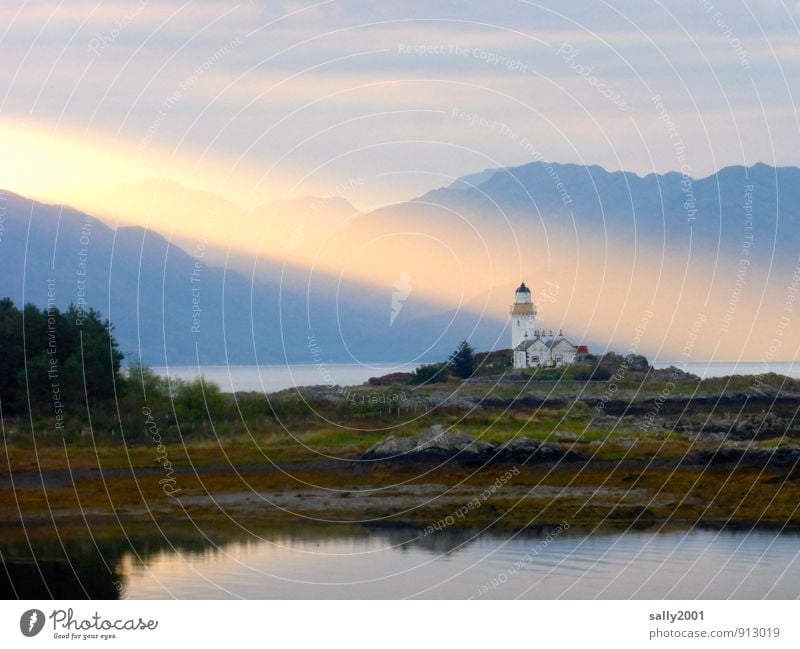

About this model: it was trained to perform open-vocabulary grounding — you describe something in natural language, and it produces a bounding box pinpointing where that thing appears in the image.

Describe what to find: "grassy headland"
[2,349,800,538]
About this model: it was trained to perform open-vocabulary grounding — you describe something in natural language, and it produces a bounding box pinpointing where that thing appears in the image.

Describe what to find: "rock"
[361,425,584,463]
[361,425,494,461]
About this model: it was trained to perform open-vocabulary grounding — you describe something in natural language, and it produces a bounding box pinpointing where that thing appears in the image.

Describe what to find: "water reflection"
[0,538,122,599]
[2,526,799,599]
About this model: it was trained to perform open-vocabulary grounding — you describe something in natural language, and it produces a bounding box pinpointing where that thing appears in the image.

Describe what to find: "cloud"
[1,0,798,207]
[0,117,289,209]
[0,1,260,29]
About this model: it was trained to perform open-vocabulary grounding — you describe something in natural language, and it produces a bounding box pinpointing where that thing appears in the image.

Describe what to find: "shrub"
[409,362,450,385]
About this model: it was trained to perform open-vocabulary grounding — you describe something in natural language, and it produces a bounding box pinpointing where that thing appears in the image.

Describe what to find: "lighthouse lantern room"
[510,282,537,349]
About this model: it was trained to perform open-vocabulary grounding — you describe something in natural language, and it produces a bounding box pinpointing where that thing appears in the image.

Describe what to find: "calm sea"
[151,361,800,393]
[120,528,800,599]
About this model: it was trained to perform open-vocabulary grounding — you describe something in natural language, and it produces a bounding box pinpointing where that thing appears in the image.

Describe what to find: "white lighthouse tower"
[510,282,537,349]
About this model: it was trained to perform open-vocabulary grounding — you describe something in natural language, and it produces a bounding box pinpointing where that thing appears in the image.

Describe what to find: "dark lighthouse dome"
[516,282,531,294]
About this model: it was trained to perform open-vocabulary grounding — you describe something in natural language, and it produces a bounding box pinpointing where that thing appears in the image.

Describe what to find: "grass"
[2,375,800,538]
[2,452,798,541]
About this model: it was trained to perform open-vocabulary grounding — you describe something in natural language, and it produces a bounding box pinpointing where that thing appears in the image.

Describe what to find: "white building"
[510,282,588,369]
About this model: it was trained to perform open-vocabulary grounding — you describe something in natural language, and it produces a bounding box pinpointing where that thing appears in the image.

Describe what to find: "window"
[555,355,563,364]
[531,355,539,363]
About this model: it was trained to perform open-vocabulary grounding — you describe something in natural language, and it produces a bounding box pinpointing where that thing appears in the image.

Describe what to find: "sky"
[1,0,799,210]
[2,1,800,362]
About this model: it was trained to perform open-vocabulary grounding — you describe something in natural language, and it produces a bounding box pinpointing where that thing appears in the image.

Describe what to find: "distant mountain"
[419,161,800,269]
[0,190,504,366]
[5,159,798,365]
[365,161,800,360]
[445,168,499,191]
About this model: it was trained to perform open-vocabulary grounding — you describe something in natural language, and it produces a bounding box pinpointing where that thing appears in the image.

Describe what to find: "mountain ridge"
[0,188,504,365]
[3,158,799,363]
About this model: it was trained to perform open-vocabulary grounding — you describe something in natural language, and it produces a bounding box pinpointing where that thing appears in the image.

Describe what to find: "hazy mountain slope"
[0,190,504,365]
[365,161,800,360]
[5,160,797,365]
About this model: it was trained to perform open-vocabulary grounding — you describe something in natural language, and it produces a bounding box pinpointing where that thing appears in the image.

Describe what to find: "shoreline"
[2,371,800,541]
[3,451,799,538]
[140,360,800,396]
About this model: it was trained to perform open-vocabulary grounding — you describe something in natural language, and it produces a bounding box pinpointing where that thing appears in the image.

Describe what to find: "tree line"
[0,298,245,440]
[0,298,123,420]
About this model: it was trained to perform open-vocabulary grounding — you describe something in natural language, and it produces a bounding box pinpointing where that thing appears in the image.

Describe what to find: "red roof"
[576,345,589,353]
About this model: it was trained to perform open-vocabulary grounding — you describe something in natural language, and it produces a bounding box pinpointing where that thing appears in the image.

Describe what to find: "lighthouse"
[510,282,537,349]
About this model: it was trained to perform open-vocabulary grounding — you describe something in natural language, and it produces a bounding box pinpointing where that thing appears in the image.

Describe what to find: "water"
[652,361,800,380]
[112,528,800,599]
[5,526,798,599]
[96,361,800,600]
[151,362,419,393]
[152,361,800,393]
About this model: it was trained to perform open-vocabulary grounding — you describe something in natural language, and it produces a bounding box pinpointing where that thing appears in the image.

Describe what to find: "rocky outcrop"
[361,425,583,463]
[361,425,491,460]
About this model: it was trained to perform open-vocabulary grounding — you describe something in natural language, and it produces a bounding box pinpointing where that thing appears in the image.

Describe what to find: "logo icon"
[20,609,45,637]
[390,270,412,326]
